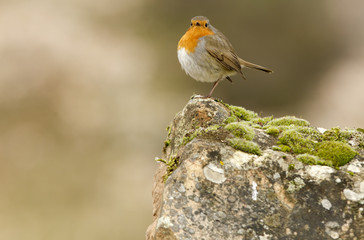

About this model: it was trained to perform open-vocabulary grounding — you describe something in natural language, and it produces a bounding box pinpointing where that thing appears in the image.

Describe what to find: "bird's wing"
[204,33,244,77]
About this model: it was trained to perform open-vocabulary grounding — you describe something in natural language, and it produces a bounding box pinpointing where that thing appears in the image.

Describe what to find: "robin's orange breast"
[178,26,214,53]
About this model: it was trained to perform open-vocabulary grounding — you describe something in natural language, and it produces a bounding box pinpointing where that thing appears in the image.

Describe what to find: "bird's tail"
[238,58,273,73]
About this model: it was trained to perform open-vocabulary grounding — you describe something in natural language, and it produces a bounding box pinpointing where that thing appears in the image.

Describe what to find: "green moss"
[155,156,179,181]
[316,141,357,167]
[266,116,310,127]
[272,146,280,151]
[321,127,364,149]
[166,125,171,137]
[322,127,353,142]
[204,124,219,132]
[155,158,166,164]
[225,122,255,140]
[182,130,200,145]
[296,154,322,165]
[164,139,170,148]
[277,128,358,167]
[264,122,320,139]
[226,105,258,121]
[346,171,354,176]
[272,145,291,152]
[179,98,362,169]
[251,116,273,127]
[228,138,262,155]
[280,145,291,152]
[296,127,321,139]
[288,164,295,170]
[278,129,317,154]
[266,126,280,136]
[157,156,180,182]
[182,125,221,145]
[223,115,238,124]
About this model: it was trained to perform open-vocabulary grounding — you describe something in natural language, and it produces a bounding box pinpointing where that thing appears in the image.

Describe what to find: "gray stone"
[343,189,364,202]
[146,97,364,240]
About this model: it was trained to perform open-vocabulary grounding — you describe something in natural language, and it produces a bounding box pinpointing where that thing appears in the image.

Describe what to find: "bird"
[177,16,273,98]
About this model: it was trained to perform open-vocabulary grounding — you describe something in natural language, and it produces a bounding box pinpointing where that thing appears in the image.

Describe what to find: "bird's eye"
[196,22,200,26]
[205,23,208,27]
[190,22,193,26]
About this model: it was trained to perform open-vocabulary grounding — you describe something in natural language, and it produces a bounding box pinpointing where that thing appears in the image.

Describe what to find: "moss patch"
[221,102,360,166]
[161,99,362,181]
[265,124,320,139]
[272,145,291,152]
[266,126,280,136]
[266,116,310,127]
[322,127,354,142]
[228,138,262,156]
[166,125,171,137]
[288,164,295,170]
[251,116,273,128]
[182,125,221,145]
[296,153,332,166]
[322,127,364,149]
[296,154,320,164]
[316,141,357,167]
[266,118,360,167]
[156,156,180,181]
[164,139,170,148]
[225,104,258,121]
[224,115,239,124]
[225,122,255,140]
[275,127,358,166]
[182,130,200,145]
[278,129,317,154]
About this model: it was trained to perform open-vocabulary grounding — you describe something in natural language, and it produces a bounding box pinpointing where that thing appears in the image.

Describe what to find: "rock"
[146,96,364,240]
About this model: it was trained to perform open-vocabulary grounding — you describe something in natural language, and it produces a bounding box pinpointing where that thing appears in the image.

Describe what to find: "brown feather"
[238,57,273,73]
[204,31,246,79]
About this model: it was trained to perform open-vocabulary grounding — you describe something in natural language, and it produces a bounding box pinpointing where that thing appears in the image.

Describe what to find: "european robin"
[177,16,273,97]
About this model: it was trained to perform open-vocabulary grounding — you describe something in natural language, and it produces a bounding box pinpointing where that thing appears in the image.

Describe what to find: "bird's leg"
[207,78,223,98]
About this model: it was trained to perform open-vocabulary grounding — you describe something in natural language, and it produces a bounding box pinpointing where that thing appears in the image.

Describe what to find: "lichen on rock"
[147,96,364,240]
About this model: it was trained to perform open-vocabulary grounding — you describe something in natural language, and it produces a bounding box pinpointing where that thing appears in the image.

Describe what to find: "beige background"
[0,0,363,239]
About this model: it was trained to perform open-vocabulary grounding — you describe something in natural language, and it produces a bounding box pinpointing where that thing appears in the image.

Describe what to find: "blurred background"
[0,0,363,239]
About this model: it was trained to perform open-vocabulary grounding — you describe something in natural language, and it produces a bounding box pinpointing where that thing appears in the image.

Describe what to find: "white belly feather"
[177,39,235,83]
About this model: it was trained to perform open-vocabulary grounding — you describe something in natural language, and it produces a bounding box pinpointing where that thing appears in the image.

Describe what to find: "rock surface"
[146,96,364,240]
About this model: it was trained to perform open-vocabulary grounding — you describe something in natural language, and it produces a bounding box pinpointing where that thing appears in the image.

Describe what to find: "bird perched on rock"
[177,16,273,97]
